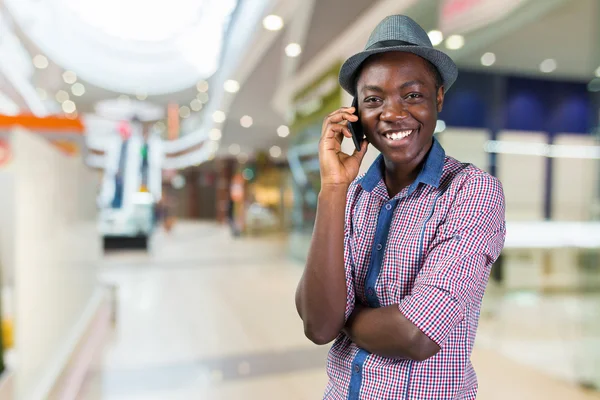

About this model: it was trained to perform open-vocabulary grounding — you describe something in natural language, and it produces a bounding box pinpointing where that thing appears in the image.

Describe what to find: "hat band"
[366,40,416,50]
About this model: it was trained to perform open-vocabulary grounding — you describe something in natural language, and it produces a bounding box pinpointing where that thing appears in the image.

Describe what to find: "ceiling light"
[242,168,254,181]
[71,83,86,96]
[62,100,76,114]
[277,125,290,138]
[587,78,600,92]
[445,35,464,50]
[55,90,70,103]
[224,79,240,93]
[229,144,241,155]
[136,92,148,101]
[285,43,302,58]
[36,88,47,101]
[595,66,600,78]
[171,174,186,190]
[33,55,49,69]
[263,15,284,31]
[197,80,209,92]
[179,106,191,118]
[190,99,203,111]
[237,153,249,164]
[62,70,77,84]
[435,119,446,133]
[197,92,209,103]
[428,30,443,46]
[154,121,166,131]
[213,110,226,123]
[118,94,130,103]
[540,59,557,73]
[65,111,78,120]
[209,128,222,141]
[269,145,282,158]
[240,115,253,128]
[481,52,496,67]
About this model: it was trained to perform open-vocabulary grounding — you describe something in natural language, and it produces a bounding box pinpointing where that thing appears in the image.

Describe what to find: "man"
[295,15,506,399]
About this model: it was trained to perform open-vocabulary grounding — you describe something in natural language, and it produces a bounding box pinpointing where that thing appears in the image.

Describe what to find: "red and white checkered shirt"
[324,138,506,400]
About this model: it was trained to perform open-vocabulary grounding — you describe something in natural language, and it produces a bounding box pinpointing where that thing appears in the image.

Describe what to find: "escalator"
[98,122,162,250]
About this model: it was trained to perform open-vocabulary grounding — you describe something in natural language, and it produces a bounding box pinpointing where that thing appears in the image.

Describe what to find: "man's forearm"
[344,305,440,361]
[295,185,349,345]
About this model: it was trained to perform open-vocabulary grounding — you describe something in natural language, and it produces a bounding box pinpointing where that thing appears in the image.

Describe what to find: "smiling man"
[295,15,506,400]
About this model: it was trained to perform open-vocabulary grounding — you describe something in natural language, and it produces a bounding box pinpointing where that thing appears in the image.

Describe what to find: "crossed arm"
[342,304,439,361]
[296,175,506,362]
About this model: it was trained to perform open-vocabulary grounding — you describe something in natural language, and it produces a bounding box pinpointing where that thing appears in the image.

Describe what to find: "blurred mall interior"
[0,0,600,398]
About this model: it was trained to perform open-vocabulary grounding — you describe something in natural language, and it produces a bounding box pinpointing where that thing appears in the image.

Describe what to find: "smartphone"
[347,98,364,152]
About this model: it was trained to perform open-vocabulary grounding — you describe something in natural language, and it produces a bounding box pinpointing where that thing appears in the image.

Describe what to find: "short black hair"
[352,53,444,94]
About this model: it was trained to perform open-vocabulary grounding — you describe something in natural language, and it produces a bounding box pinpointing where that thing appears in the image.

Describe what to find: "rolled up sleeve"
[343,233,356,322]
[399,174,506,347]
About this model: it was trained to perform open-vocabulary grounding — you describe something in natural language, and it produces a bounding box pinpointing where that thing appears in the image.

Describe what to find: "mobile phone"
[348,98,364,152]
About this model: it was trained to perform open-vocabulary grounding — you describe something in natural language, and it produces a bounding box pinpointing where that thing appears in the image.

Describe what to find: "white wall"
[0,156,15,289]
[436,128,491,172]
[496,131,547,221]
[551,134,599,221]
[11,128,101,399]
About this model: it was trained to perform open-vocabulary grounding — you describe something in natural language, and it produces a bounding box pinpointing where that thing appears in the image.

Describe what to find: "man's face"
[356,52,444,166]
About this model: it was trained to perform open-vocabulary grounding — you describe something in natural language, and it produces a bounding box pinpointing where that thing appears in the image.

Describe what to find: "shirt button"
[376,243,382,251]
[367,288,374,296]
[385,204,392,210]
[354,364,361,373]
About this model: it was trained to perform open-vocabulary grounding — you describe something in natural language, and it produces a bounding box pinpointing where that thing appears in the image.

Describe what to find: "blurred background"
[0,0,599,399]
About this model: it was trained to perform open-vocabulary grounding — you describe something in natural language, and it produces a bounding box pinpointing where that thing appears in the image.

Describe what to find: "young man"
[295,15,506,399]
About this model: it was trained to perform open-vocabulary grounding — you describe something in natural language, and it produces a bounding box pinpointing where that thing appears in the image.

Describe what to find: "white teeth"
[386,130,413,141]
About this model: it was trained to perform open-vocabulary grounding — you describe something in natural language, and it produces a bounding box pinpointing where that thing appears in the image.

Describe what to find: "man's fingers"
[351,140,369,163]
[325,122,353,140]
[327,106,355,118]
[327,111,358,125]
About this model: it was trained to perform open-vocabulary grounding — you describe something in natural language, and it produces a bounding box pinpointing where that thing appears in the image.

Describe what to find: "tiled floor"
[78,222,600,399]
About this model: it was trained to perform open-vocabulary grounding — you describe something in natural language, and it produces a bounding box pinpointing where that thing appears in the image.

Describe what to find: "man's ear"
[436,86,445,113]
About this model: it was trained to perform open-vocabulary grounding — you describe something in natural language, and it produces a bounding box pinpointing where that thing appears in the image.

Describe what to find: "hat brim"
[339,45,458,96]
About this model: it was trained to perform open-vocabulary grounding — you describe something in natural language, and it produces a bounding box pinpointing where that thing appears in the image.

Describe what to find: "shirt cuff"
[398,285,463,347]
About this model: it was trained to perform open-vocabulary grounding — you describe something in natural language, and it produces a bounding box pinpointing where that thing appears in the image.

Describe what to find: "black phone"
[348,97,364,152]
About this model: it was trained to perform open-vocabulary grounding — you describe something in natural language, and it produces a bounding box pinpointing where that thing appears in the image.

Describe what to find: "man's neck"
[383,163,421,198]
[382,144,433,198]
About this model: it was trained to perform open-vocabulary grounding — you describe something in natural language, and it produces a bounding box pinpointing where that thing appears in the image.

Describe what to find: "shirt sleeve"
[399,174,506,347]
[343,181,360,323]
[343,232,356,322]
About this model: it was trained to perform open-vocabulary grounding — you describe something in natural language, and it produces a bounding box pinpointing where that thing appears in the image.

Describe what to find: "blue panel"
[547,81,591,134]
[505,77,592,134]
[439,71,494,128]
[505,78,550,131]
[347,349,369,400]
[364,199,399,308]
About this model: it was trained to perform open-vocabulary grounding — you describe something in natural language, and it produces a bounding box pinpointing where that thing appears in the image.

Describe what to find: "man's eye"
[407,93,422,99]
[364,97,380,103]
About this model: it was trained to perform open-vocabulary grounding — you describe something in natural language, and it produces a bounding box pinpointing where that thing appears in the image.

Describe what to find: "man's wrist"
[320,183,350,196]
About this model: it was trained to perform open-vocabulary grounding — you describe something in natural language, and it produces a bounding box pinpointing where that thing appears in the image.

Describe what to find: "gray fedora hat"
[339,15,458,95]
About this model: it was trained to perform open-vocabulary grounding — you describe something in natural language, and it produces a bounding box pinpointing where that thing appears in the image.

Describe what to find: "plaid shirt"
[324,138,506,400]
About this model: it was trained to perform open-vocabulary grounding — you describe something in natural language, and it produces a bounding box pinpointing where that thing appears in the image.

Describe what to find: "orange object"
[0,114,84,133]
[0,139,11,167]
[52,140,80,156]
[167,104,179,140]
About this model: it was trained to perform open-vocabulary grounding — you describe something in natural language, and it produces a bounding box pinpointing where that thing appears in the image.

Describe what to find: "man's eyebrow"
[360,85,384,94]
[399,80,426,89]
[360,80,427,94]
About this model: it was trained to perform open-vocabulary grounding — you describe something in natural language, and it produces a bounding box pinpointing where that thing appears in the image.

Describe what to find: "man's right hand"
[319,106,369,188]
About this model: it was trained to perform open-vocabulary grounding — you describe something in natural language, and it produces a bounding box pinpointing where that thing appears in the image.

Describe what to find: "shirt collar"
[358,136,445,194]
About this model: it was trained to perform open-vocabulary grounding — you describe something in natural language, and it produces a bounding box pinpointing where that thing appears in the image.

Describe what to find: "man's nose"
[380,101,409,121]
